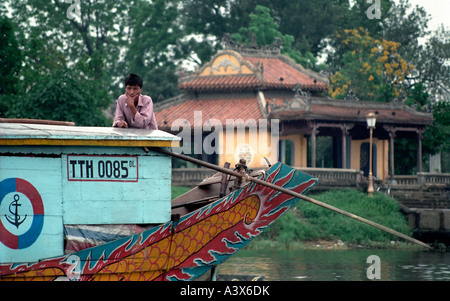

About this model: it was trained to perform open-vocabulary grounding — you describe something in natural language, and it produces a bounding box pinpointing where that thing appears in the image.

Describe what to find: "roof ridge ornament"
[269,83,311,114]
[293,83,308,97]
[391,91,406,104]
[344,89,359,102]
[223,33,281,57]
[290,84,311,111]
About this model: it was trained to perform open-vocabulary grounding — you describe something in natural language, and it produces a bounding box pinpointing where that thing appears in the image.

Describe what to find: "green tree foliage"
[180,0,257,58]
[4,0,186,112]
[381,0,429,62]
[424,100,450,155]
[0,15,22,116]
[180,0,395,59]
[266,0,359,56]
[412,27,450,103]
[230,5,317,69]
[329,28,414,102]
[231,5,281,46]
[3,0,133,123]
[0,16,21,96]
[123,0,183,101]
[6,68,109,126]
[8,1,134,84]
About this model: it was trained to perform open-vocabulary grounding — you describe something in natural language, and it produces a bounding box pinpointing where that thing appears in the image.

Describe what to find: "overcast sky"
[398,0,450,31]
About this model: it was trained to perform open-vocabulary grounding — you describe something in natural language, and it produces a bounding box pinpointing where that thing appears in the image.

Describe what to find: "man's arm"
[112,97,128,128]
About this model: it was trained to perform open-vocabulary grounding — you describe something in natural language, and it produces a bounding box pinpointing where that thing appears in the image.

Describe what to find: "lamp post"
[366,113,376,197]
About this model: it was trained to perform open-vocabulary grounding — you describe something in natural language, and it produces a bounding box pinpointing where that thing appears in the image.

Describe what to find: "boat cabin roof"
[0,122,180,147]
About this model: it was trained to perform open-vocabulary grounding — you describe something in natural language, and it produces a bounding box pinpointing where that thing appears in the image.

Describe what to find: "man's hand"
[116,120,128,128]
[126,93,139,108]
[125,92,139,121]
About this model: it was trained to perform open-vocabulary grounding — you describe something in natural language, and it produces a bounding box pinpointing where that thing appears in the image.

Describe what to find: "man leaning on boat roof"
[112,73,158,130]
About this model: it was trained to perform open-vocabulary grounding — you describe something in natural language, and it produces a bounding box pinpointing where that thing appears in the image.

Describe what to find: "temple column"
[340,124,353,169]
[417,130,424,173]
[341,128,346,169]
[388,127,396,183]
[311,123,318,168]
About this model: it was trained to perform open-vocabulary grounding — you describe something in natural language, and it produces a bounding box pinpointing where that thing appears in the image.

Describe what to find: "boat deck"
[0,123,180,147]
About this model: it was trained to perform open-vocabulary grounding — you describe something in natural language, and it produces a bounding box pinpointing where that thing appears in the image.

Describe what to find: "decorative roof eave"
[178,82,328,93]
[178,74,260,92]
[178,75,328,92]
[268,97,434,126]
[260,82,328,91]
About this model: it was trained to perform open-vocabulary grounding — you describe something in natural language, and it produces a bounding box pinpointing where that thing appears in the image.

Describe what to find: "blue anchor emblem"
[5,194,27,229]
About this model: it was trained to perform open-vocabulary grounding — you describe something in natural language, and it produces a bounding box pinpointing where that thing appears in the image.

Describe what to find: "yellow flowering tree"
[329,28,414,102]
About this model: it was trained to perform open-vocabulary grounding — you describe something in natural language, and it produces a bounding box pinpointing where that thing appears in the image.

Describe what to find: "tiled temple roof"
[177,50,328,92]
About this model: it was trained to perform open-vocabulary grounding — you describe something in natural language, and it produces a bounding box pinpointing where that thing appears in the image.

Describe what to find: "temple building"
[155,40,433,181]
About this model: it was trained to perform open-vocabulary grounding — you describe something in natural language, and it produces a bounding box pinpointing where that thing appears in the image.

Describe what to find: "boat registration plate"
[66,155,138,182]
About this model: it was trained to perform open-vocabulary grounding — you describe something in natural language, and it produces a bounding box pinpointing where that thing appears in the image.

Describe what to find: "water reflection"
[218,249,450,281]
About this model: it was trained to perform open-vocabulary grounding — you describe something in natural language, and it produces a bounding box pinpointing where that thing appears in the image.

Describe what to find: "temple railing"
[171,167,364,190]
[391,173,450,186]
[294,167,364,191]
[172,168,218,187]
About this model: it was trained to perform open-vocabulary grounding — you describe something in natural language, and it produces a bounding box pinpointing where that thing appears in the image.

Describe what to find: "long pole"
[152,147,432,250]
[368,127,375,196]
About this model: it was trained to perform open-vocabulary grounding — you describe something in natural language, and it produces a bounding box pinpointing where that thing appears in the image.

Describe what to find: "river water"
[217,248,450,281]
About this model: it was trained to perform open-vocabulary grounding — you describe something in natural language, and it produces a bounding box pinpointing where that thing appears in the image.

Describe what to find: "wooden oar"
[151,147,432,250]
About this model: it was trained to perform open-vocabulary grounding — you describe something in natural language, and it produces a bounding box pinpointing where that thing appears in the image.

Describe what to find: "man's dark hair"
[125,73,143,88]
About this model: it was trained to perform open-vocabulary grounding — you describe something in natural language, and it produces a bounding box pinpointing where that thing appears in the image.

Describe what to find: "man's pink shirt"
[113,94,158,130]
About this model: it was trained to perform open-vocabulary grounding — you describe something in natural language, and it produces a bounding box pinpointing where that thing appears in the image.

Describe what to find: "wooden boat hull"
[0,162,317,281]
